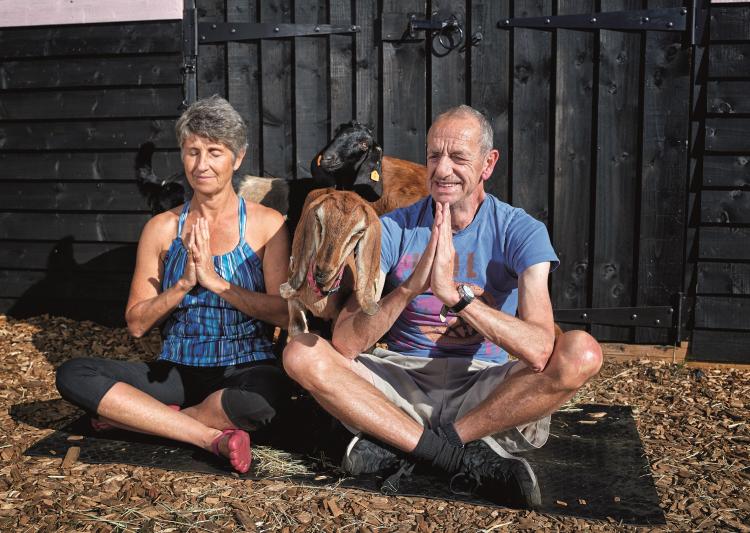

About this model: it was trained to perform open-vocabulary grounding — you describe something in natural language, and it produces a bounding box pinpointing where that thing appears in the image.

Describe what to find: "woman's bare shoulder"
[142,204,183,243]
[246,201,287,238]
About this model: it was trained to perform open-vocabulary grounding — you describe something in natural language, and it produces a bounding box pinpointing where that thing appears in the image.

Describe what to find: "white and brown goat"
[279,188,381,337]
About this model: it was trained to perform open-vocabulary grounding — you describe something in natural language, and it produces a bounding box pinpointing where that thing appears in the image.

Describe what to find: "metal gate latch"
[381,11,465,56]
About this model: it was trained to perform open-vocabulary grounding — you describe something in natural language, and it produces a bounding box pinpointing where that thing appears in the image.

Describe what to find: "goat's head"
[310,121,384,202]
[289,188,381,315]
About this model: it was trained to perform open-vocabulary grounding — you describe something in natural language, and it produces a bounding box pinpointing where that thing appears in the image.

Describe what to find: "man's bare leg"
[454,330,602,443]
[283,333,423,452]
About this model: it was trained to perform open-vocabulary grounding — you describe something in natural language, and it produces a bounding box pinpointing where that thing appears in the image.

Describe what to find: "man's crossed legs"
[283,330,602,508]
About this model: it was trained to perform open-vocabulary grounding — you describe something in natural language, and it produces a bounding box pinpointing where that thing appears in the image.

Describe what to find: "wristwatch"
[439,284,475,322]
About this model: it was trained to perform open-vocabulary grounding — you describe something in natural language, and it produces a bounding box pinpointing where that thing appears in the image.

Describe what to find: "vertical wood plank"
[635,0,690,344]
[511,0,552,222]
[470,1,510,202]
[551,0,595,311]
[685,1,709,352]
[382,0,427,163]
[197,0,227,98]
[260,0,294,179]
[354,0,379,133]
[591,0,643,342]
[429,0,467,121]
[227,0,261,177]
[294,0,328,179]
[329,0,355,133]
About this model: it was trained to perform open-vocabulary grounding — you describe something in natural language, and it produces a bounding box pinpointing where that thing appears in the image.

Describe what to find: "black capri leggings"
[55,357,291,431]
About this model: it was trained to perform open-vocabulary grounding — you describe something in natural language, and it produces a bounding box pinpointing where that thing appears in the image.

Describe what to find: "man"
[283,105,602,508]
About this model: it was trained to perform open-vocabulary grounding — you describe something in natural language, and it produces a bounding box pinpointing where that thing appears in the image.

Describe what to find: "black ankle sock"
[439,423,464,448]
[411,429,465,474]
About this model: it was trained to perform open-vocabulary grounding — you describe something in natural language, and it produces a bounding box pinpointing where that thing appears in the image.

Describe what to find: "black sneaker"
[341,434,401,475]
[450,440,541,509]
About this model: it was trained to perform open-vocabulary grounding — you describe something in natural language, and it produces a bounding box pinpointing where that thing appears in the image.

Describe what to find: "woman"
[56,95,290,473]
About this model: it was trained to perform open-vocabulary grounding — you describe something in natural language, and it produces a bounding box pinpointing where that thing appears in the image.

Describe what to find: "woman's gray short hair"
[433,105,494,155]
[175,95,248,158]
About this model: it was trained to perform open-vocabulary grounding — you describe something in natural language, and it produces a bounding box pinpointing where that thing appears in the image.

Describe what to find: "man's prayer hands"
[404,201,461,306]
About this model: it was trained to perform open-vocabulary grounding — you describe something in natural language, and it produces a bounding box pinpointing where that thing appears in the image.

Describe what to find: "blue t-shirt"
[380,194,559,363]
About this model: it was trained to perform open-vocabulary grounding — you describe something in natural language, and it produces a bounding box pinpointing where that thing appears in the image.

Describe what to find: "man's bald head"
[431,105,493,155]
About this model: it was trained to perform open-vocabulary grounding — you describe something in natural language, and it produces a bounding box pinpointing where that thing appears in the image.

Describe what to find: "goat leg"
[287,298,309,338]
[279,281,298,300]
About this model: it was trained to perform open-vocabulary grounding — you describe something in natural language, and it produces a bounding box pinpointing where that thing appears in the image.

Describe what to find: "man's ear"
[233,147,247,171]
[481,148,500,181]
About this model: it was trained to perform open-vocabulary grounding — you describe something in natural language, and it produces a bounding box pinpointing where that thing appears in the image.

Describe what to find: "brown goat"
[367,156,428,215]
[279,188,381,337]
[238,122,429,230]
[311,121,428,216]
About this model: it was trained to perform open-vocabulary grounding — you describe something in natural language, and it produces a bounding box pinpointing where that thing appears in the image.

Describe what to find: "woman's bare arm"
[125,211,193,338]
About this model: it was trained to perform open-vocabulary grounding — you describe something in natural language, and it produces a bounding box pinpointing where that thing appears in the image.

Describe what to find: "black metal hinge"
[498,7,687,32]
[497,2,707,46]
[497,0,709,45]
[180,1,359,106]
[553,293,692,345]
[197,22,359,43]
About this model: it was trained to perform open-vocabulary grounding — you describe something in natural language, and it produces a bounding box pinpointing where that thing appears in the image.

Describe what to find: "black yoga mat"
[24,403,664,525]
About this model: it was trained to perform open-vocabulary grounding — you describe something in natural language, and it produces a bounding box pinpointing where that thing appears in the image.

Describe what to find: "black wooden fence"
[0,1,748,362]
[0,21,184,325]
[690,4,750,362]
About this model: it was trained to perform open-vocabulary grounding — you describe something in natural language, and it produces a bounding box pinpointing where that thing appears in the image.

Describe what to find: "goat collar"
[306,261,345,297]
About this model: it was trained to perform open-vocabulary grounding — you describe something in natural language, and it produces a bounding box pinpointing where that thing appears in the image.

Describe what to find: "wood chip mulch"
[0,314,748,532]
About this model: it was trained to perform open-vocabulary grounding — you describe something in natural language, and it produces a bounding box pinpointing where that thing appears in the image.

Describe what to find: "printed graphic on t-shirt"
[417,283,494,346]
[380,195,559,363]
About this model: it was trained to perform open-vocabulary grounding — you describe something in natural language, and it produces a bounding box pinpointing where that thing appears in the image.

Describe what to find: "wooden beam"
[601,342,687,364]
[685,360,750,371]
[601,342,750,370]
[0,0,182,28]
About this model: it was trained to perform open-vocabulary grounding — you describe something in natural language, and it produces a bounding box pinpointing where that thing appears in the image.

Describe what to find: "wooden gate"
[190,0,694,346]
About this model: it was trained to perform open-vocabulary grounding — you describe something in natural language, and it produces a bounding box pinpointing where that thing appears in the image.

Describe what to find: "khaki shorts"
[351,348,550,458]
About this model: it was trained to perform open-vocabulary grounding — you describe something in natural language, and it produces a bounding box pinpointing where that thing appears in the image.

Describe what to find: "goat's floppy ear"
[353,204,382,315]
[353,144,384,202]
[287,189,329,290]
[310,147,336,188]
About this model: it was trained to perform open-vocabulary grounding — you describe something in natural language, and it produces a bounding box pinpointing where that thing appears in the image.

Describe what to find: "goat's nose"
[321,154,339,168]
[313,268,327,285]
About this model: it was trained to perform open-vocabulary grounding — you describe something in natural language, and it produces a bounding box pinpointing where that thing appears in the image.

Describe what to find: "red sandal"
[211,429,252,474]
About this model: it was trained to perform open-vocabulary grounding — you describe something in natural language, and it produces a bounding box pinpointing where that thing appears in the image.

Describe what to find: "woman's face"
[181,134,245,195]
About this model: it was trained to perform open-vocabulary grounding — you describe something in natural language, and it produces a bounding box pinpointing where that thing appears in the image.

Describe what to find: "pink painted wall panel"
[0,0,182,28]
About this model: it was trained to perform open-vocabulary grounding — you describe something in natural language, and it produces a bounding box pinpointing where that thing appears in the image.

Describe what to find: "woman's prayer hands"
[185,218,224,293]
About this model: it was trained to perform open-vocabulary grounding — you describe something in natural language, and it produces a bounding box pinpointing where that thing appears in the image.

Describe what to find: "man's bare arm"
[455,262,555,372]
[332,210,443,357]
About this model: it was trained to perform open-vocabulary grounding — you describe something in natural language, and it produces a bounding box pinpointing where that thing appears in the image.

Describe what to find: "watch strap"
[439,285,474,322]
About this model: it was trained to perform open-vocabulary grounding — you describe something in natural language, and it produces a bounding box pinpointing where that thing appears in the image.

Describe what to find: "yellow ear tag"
[370,170,380,182]
[316,155,322,166]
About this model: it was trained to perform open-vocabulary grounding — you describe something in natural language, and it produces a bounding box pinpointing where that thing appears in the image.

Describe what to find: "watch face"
[460,284,474,299]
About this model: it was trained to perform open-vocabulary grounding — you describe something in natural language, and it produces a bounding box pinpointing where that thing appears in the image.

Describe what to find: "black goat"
[310,121,428,216]
[135,142,187,215]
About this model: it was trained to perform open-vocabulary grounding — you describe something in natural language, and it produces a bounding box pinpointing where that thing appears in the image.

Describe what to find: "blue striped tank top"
[158,197,275,366]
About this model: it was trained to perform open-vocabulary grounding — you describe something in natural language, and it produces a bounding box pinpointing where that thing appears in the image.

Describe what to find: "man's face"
[426,115,496,211]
